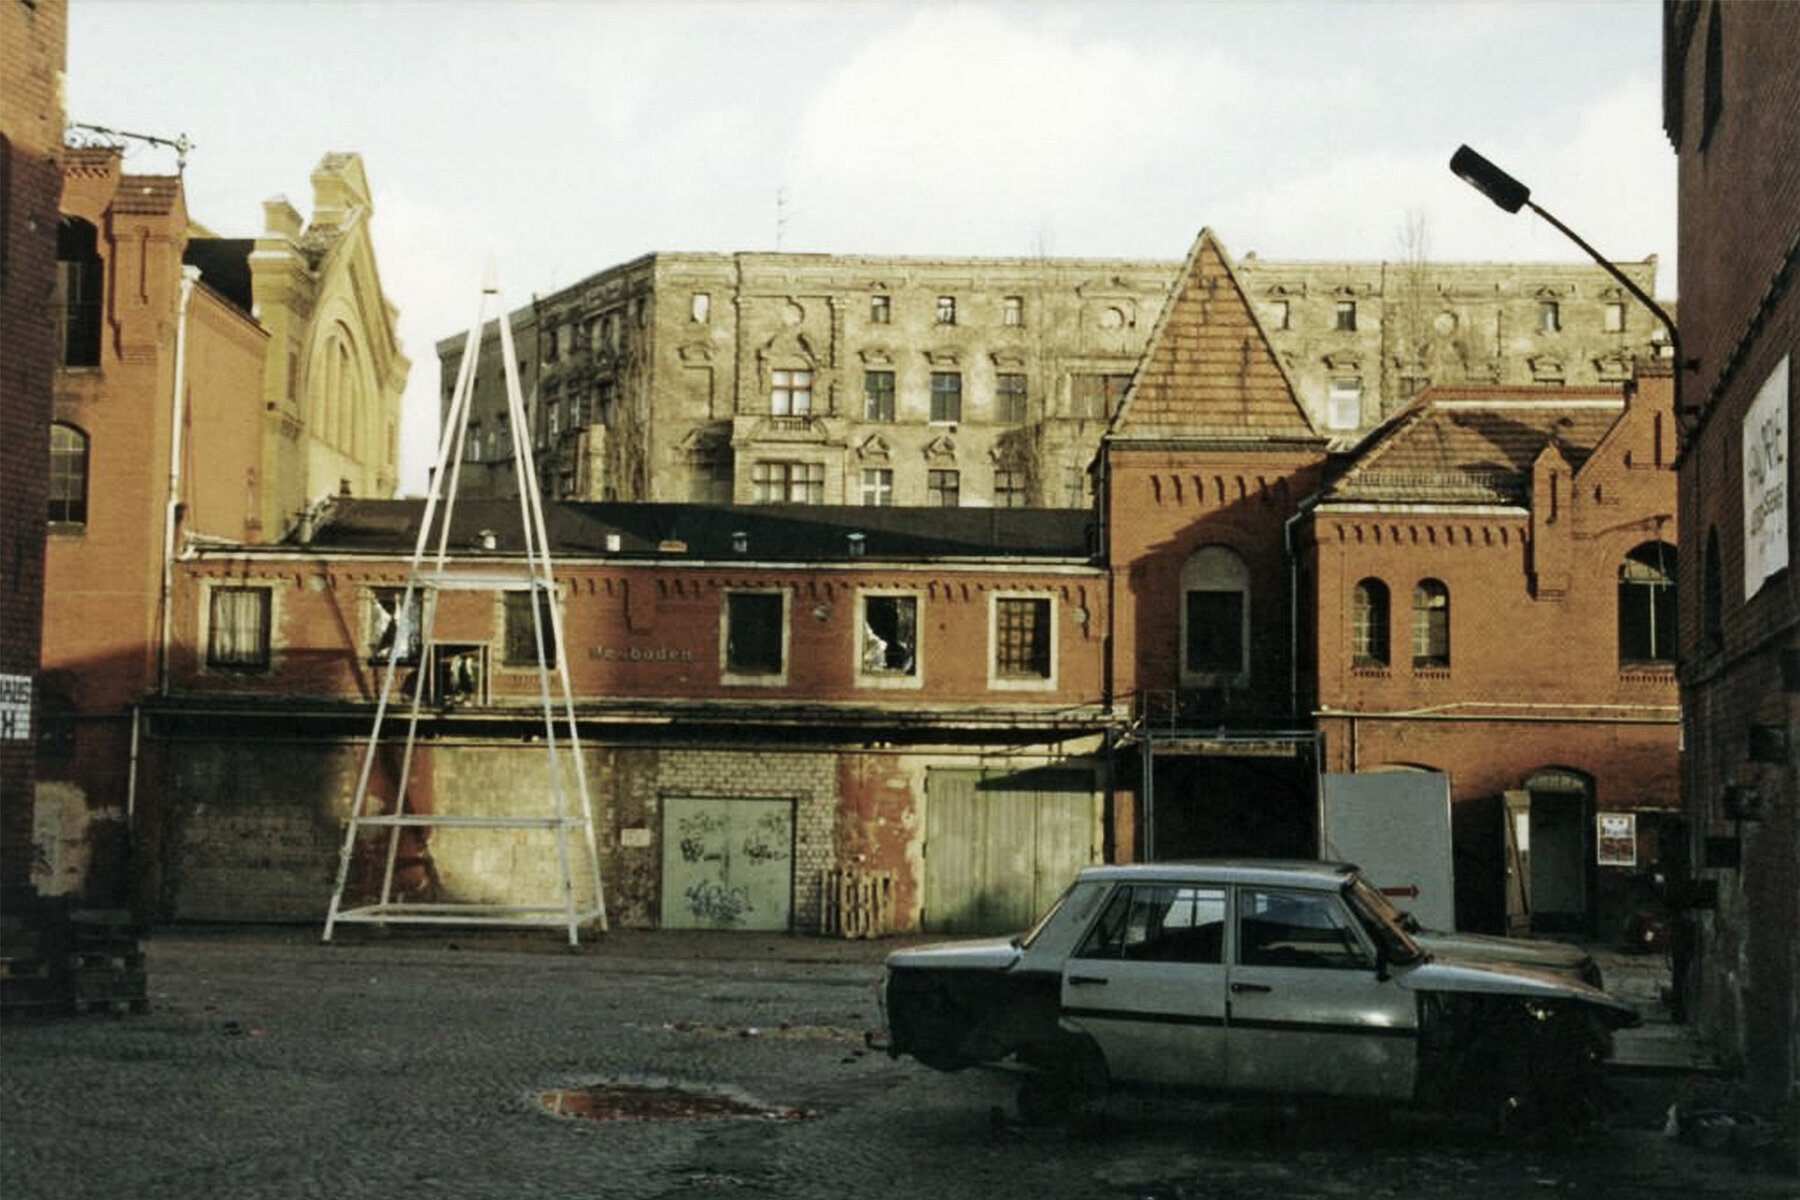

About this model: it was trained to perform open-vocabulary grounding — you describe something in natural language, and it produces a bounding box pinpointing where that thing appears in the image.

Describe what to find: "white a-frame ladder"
[324,271,607,946]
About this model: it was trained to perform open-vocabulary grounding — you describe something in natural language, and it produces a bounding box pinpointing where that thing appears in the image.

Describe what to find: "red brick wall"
[0,0,66,891]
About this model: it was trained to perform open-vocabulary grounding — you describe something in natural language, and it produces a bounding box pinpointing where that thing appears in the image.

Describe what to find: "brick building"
[132,228,1681,941]
[37,148,407,902]
[0,0,66,896]
[1664,0,1800,1115]
[437,251,1659,511]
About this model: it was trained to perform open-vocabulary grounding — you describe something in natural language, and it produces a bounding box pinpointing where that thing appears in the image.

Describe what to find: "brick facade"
[1665,0,1800,1114]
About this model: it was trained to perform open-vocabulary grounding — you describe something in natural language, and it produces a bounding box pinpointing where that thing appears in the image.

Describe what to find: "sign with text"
[0,674,31,741]
[1743,354,1790,599]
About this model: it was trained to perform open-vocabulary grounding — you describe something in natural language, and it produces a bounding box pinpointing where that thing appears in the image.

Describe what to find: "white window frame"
[1326,376,1363,430]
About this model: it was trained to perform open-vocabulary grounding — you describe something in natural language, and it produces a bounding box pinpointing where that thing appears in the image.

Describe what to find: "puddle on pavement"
[539,1080,819,1124]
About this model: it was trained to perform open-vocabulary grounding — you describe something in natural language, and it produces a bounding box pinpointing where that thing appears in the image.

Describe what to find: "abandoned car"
[879,861,1638,1129]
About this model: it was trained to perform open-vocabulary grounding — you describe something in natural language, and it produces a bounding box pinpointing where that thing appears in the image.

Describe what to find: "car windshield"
[1343,875,1425,965]
[1014,879,1106,950]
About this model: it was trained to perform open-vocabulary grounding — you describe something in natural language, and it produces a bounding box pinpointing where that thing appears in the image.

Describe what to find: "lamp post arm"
[1523,198,1684,373]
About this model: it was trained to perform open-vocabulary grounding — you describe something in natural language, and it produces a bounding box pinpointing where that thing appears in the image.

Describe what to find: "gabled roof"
[1107,228,1320,445]
[1321,386,1627,506]
[286,499,1097,563]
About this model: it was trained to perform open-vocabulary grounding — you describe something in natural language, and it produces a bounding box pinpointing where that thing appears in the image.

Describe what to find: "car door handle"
[1067,975,1109,987]
[1230,982,1272,994]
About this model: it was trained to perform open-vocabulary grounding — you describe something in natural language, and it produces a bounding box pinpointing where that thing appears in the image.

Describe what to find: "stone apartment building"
[436,249,1660,510]
[35,148,407,902]
[1664,0,1799,1120]
[124,227,1679,944]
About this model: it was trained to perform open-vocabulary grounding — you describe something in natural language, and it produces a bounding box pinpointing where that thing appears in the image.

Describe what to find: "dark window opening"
[1185,589,1244,674]
[503,589,558,667]
[58,217,104,367]
[1619,542,1678,664]
[861,595,917,676]
[727,592,785,676]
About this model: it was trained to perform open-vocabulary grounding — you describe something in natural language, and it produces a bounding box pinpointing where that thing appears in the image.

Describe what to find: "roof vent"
[847,532,866,557]
[605,533,622,553]
[477,529,498,551]
[732,531,748,554]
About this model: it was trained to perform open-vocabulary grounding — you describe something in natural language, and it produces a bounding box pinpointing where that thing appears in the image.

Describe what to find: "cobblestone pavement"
[2,927,1795,1200]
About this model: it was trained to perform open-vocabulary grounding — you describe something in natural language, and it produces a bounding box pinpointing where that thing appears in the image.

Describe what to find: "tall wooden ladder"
[323,270,607,946]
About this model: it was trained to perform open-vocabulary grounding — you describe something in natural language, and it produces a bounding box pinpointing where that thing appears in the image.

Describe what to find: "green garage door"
[923,767,1098,934]
[661,797,794,930]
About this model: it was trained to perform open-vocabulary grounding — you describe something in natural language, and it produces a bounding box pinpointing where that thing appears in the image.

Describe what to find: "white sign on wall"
[1743,355,1790,599]
[0,674,31,741]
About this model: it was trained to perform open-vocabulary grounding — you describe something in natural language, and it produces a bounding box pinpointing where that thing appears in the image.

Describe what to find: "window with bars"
[994,596,1052,681]
[772,368,813,416]
[49,423,88,525]
[930,372,962,423]
[1411,580,1450,669]
[1352,579,1390,667]
[503,589,558,667]
[927,469,960,507]
[996,373,1028,423]
[208,587,272,671]
[864,370,895,422]
[860,467,893,506]
[752,460,824,504]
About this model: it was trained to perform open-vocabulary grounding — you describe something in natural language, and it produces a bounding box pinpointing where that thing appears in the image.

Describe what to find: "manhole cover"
[539,1081,818,1124]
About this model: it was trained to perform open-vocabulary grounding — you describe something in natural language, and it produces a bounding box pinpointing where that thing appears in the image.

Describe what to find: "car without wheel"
[878,860,1638,1132]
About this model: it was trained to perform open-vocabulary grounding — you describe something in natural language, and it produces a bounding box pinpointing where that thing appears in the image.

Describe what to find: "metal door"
[923,767,1097,933]
[661,797,793,931]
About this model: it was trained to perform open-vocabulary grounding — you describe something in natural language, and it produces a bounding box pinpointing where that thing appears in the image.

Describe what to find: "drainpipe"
[158,266,202,696]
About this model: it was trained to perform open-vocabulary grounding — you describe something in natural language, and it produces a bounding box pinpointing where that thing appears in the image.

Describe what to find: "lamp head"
[1450,144,1531,214]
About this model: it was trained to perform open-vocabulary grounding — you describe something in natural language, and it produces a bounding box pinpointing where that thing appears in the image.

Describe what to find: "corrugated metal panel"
[923,767,1097,934]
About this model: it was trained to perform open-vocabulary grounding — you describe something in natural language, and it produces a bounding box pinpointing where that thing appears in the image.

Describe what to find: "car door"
[1224,886,1417,1100]
[1059,883,1229,1087]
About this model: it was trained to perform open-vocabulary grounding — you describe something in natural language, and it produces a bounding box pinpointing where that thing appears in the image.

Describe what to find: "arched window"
[1411,579,1449,669]
[1352,578,1390,667]
[57,217,103,367]
[1702,528,1724,655]
[1181,546,1250,681]
[1619,541,1678,664]
[49,423,89,525]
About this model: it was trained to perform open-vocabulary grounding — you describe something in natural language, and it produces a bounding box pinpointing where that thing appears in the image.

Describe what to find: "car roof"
[1073,859,1360,892]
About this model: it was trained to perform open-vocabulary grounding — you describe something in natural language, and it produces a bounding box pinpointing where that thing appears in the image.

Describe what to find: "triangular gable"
[1109,228,1317,441]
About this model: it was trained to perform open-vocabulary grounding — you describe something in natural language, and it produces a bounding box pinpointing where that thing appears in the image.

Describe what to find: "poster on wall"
[1743,354,1790,599]
[1596,812,1638,867]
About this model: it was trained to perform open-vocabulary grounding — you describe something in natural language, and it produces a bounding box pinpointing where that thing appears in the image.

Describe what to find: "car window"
[1075,885,1226,964]
[1236,888,1371,970]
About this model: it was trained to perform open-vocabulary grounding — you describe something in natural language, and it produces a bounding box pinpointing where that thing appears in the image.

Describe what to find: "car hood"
[1414,929,1592,973]
[884,937,1023,972]
[1398,957,1639,1026]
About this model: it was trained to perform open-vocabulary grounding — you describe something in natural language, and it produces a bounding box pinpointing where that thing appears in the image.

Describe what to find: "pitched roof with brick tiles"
[1321,386,1626,505]
[1107,228,1321,445]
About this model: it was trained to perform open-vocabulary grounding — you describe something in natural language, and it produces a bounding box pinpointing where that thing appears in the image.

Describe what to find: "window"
[1326,377,1363,430]
[935,295,957,325]
[370,588,423,664]
[1076,885,1227,963]
[1412,579,1450,668]
[771,368,813,416]
[870,294,891,324]
[725,591,785,678]
[929,371,962,422]
[1062,466,1087,508]
[465,422,483,463]
[1269,300,1291,330]
[1603,302,1626,333]
[1334,300,1357,332]
[1619,542,1677,664]
[1070,373,1131,420]
[1351,579,1390,667]
[996,372,1028,423]
[927,469,960,507]
[1238,889,1370,970]
[752,460,824,504]
[1002,295,1024,326]
[860,467,893,506]
[594,379,616,426]
[1182,547,1249,680]
[49,423,88,524]
[994,469,1026,508]
[859,593,918,678]
[1538,300,1561,333]
[544,327,559,362]
[503,589,557,667]
[57,218,103,368]
[691,292,711,323]
[993,596,1052,682]
[208,587,272,671]
[864,370,895,422]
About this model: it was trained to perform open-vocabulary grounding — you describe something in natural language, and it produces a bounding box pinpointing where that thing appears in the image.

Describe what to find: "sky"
[66,0,1676,496]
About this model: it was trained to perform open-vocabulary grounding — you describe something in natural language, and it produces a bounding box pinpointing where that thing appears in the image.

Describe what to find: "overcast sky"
[66,0,1675,495]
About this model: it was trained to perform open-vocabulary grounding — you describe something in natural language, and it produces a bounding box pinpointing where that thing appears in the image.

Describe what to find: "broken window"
[208,586,272,671]
[726,591,785,677]
[860,594,917,677]
[370,588,423,664]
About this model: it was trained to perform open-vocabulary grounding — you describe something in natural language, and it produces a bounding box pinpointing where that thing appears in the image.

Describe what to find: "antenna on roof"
[65,122,193,172]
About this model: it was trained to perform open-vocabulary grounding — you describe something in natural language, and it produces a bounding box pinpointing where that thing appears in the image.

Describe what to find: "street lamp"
[1449,145,1687,409]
